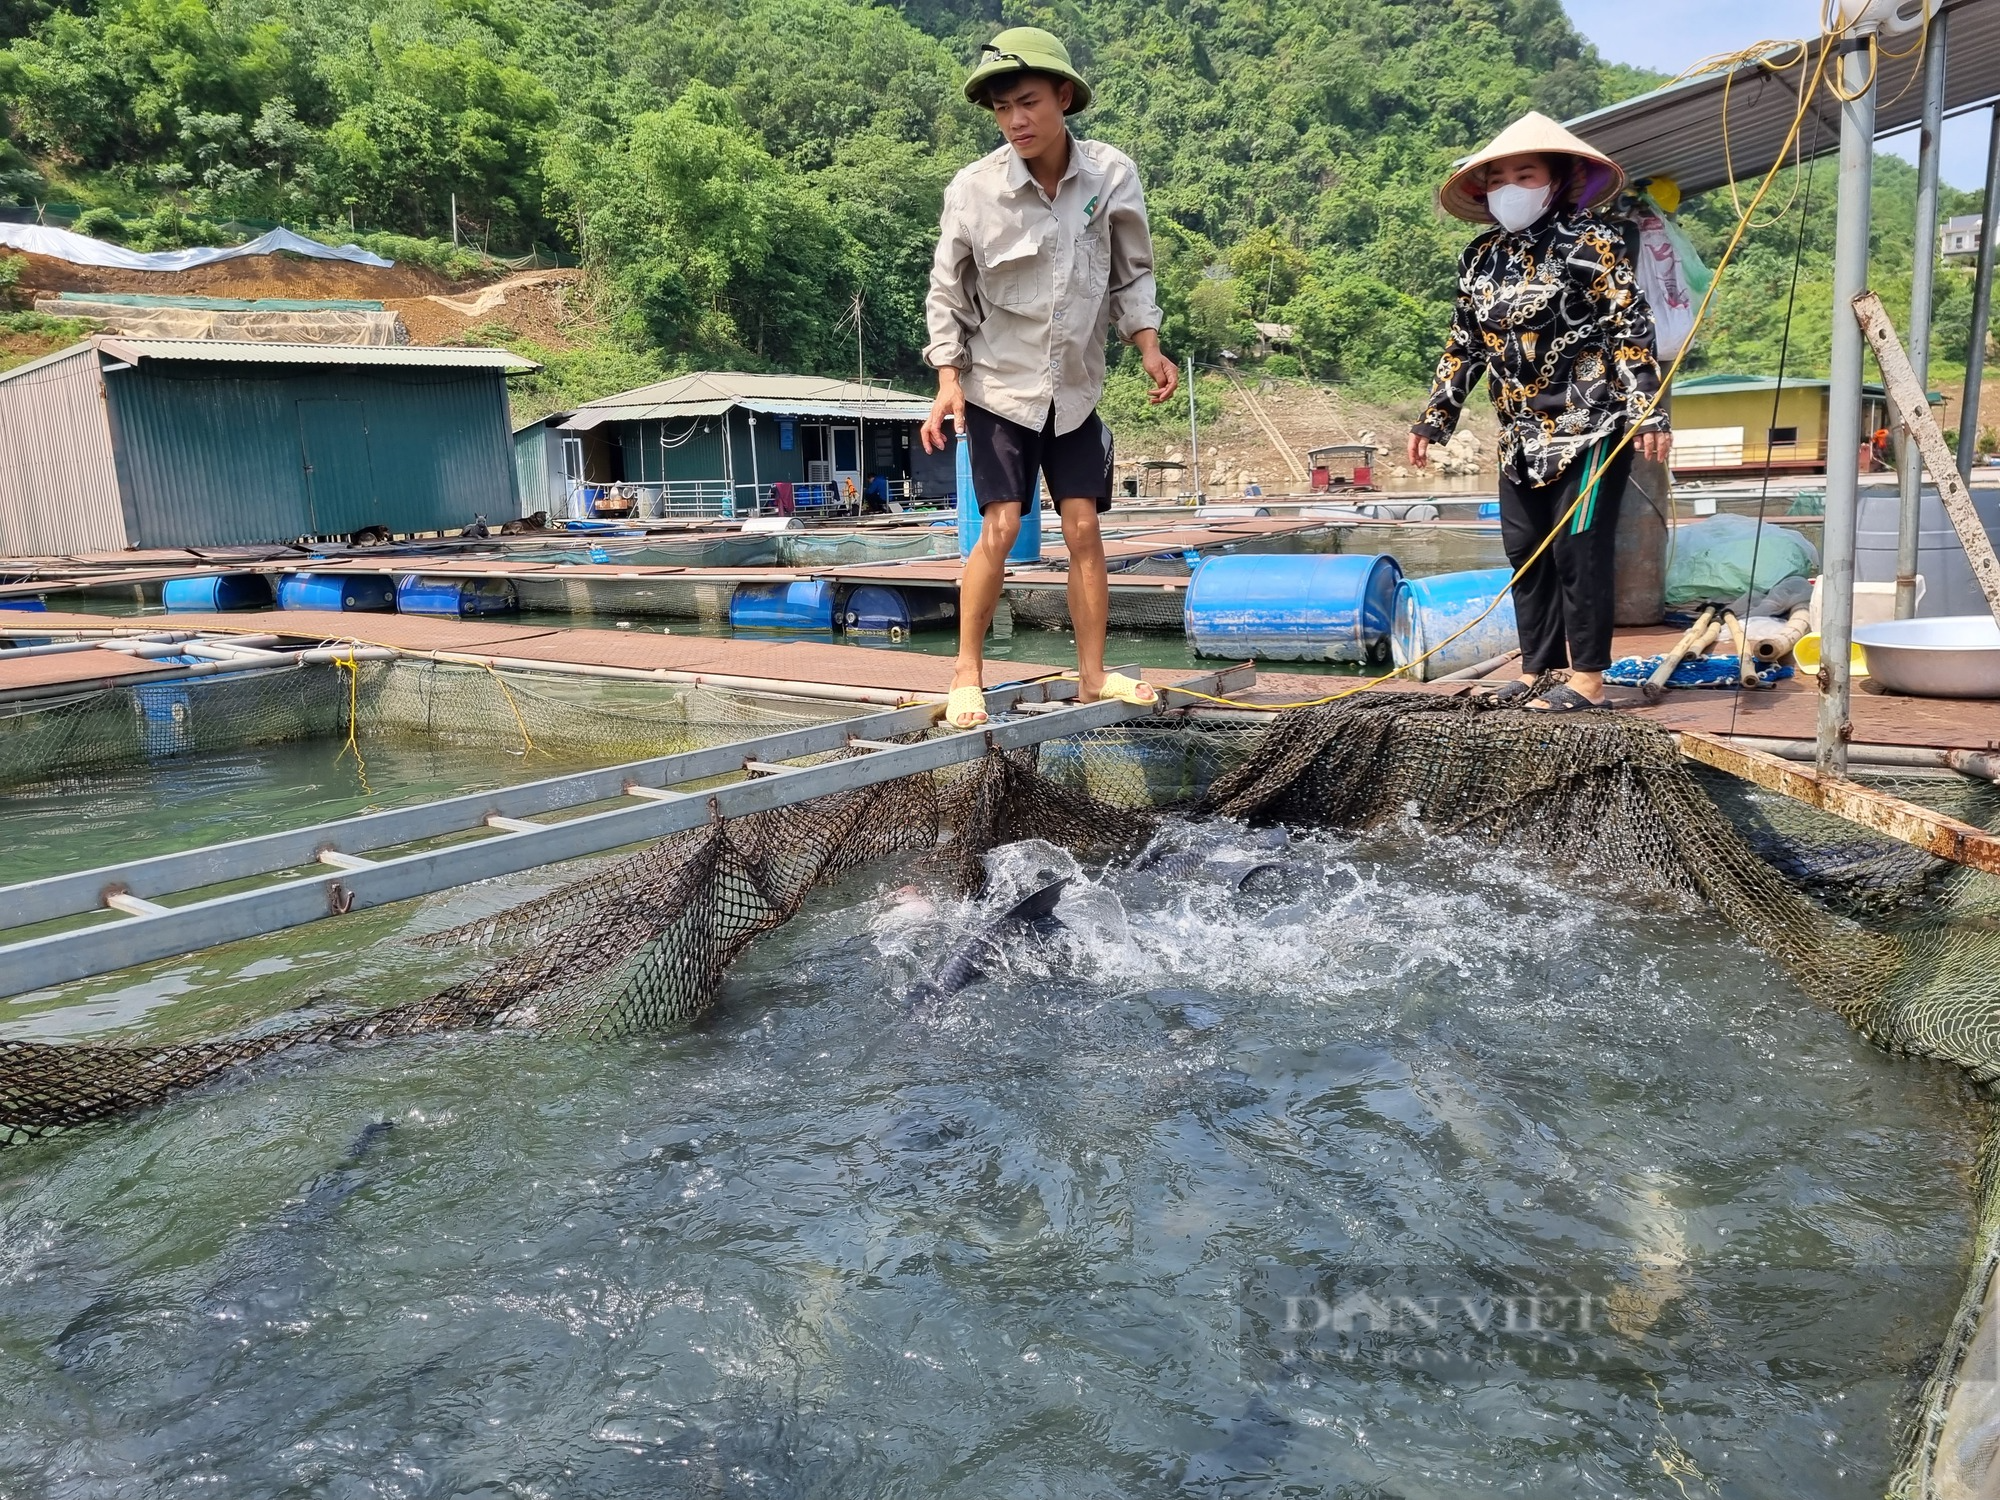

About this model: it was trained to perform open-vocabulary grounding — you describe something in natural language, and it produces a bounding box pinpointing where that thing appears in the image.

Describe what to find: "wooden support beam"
[1679,729,2000,875]
[1853,290,2000,625]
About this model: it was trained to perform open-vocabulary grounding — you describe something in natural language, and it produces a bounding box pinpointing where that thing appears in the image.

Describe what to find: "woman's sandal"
[1526,682,1611,713]
[944,684,989,730]
[1469,677,1537,705]
[1067,671,1159,707]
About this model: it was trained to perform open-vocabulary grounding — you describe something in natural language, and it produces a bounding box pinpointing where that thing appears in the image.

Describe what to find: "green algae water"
[0,770,1985,1495]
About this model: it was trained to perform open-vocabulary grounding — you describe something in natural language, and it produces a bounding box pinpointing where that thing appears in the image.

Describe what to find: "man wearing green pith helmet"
[920,27,1180,731]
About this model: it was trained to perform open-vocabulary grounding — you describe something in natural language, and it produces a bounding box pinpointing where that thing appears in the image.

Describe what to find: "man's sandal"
[944,684,989,730]
[1067,671,1159,707]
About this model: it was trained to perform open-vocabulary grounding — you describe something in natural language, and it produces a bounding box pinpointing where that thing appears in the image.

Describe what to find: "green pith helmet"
[964,27,1092,114]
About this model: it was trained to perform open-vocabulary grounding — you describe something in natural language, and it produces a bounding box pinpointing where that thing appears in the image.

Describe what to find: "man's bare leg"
[1058,497,1111,698]
[952,501,1022,693]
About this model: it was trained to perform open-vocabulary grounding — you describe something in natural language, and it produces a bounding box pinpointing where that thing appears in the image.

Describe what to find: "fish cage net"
[0,658,857,792]
[3,692,1999,1495]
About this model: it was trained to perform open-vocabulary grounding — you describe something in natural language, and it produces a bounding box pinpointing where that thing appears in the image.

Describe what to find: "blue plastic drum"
[730,579,836,632]
[1184,553,1402,663]
[1390,568,1521,681]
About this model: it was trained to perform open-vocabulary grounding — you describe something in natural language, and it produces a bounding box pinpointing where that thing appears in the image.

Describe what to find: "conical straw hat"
[1437,111,1625,223]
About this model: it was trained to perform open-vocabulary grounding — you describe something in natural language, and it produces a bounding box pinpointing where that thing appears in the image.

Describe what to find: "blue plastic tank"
[396,575,519,617]
[162,573,275,613]
[1184,553,1402,663]
[839,585,956,641]
[730,579,836,632]
[277,573,398,612]
[956,431,1043,563]
[1390,567,1520,681]
[1477,501,1501,519]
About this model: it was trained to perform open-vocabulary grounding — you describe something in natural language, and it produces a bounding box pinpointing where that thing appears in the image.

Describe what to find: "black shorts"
[963,402,1113,514]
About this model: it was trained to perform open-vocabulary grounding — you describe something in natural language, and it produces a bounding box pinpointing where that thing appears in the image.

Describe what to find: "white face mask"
[1487,182,1553,233]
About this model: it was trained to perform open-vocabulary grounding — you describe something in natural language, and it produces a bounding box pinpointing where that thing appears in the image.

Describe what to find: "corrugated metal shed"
[0,344,127,553]
[0,339,528,550]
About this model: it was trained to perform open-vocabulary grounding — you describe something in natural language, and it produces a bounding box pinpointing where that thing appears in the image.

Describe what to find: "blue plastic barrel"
[1477,501,1501,519]
[1390,567,1520,681]
[839,585,956,640]
[1184,553,1402,663]
[956,432,1042,562]
[277,573,397,612]
[396,575,518,617]
[730,579,836,632]
[162,573,274,613]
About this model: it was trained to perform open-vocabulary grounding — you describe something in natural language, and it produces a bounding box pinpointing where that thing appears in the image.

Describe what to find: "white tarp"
[0,223,392,271]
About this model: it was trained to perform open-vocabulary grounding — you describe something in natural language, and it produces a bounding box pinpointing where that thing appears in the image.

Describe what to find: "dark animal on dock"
[905,878,1068,1008]
[499,511,549,535]
[464,515,490,540]
[346,524,391,546]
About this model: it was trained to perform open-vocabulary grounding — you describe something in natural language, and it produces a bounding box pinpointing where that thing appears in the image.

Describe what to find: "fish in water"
[904,878,1067,1008]
[54,1119,400,1368]
[1133,825,1301,893]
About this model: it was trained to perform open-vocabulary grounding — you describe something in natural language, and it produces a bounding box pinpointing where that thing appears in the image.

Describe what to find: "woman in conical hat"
[1409,111,1672,712]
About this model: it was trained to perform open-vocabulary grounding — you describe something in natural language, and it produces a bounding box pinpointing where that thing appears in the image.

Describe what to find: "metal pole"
[1955,105,2000,485]
[1817,36,1877,779]
[451,192,458,248]
[1897,9,1948,619]
[748,412,761,515]
[723,409,736,520]
[1186,357,1200,501]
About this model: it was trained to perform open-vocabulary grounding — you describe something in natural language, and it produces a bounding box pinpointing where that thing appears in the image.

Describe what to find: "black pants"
[1497,439,1631,675]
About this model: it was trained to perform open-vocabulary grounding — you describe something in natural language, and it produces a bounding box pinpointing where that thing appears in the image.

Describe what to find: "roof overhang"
[1564,0,2000,196]
[92,337,539,372]
[558,396,932,431]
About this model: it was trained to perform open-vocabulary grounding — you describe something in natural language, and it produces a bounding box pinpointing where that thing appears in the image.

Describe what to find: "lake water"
[0,807,1982,1497]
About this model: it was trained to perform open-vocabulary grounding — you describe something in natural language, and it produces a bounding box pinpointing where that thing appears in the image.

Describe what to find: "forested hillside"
[0,0,1984,409]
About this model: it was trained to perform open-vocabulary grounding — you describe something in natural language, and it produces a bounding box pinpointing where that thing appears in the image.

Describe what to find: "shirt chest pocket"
[977,233,1047,312]
[1074,229,1110,299]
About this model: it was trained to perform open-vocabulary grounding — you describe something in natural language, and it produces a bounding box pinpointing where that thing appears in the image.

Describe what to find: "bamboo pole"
[1643,606,1717,703]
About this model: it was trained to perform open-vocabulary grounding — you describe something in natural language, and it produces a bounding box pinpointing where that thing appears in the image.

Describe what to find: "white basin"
[1850,614,2000,699]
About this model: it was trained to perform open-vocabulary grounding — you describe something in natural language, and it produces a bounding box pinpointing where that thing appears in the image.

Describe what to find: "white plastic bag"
[1631,194,1711,360]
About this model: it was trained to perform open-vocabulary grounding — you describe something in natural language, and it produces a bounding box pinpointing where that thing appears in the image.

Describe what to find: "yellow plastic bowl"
[1793,633,1868,677]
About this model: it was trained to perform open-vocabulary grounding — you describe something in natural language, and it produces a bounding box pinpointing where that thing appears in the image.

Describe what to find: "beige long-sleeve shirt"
[923,135,1162,436]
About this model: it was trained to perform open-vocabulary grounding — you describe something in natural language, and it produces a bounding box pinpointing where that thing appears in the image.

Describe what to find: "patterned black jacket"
[1412,209,1668,486]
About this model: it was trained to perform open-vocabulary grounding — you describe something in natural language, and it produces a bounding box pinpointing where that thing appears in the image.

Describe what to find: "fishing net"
[3,688,1998,1496]
[0,740,1155,1144]
[0,659,854,792]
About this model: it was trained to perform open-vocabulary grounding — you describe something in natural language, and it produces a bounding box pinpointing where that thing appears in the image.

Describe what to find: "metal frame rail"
[0,667,1250,1000]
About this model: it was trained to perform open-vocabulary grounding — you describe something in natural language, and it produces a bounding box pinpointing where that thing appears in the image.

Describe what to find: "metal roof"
[1563,0,2000,196]
[563,370,932,428]
[1674,372,1941,400]
[559,392,932,431]
[93,337,539,371]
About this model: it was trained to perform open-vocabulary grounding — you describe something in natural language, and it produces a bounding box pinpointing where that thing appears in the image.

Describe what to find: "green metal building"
[0,337,535,554]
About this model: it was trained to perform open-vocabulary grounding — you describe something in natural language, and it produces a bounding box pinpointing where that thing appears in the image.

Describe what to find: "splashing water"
[0,822,1982,1497]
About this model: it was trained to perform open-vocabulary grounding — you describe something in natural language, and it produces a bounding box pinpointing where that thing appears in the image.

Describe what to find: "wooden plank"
[1677,728,2000,875]
[1853,290,2000,624]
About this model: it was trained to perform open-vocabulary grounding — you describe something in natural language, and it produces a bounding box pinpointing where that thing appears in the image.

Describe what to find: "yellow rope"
[478,659,538,757]
[332,647,374,795]
[1159,37,1838,716]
